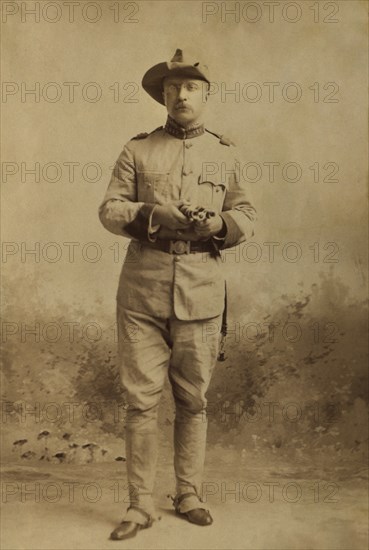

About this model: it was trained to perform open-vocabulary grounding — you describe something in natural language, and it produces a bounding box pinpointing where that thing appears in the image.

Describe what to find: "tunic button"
[174,256,180,262]
[185,142,193,149]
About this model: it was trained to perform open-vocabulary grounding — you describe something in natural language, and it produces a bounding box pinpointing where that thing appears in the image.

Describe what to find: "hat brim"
[142,62,210,105]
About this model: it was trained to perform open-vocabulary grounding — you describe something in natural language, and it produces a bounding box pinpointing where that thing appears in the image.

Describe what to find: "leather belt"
[142,239,215,255]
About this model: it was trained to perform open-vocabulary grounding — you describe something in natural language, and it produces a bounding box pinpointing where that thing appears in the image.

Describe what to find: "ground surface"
[1,448,368,550]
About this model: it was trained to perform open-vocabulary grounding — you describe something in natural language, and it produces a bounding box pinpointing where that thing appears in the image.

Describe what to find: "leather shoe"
[176,507,213,526]
[110,521,142,541]
[172,493,213,526]
[109,506,153,541]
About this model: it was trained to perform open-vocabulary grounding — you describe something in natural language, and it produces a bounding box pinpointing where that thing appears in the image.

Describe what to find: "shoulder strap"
[130,126,163,141]
[131,132,149,140]
[205,129,236,147]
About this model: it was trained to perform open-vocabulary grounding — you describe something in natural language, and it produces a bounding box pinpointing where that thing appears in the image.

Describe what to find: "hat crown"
[169,48,207,71]
[171,49,184,62]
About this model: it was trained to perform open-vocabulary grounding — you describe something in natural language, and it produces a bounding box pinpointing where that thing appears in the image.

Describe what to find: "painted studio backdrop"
[2,1,368,481]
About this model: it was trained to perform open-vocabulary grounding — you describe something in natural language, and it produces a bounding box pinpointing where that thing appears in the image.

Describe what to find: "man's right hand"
[151,200,193,231]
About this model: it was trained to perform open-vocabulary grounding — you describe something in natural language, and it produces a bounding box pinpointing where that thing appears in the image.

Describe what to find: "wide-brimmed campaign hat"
[142,48,210,105]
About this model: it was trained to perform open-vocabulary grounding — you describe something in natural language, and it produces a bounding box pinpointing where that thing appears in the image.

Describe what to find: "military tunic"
[99,117,256,320]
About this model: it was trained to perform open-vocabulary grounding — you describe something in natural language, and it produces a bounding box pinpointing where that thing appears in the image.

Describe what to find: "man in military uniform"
[99,49,256,541]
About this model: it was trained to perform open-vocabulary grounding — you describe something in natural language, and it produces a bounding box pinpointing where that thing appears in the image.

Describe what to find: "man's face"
[162,76,208,126]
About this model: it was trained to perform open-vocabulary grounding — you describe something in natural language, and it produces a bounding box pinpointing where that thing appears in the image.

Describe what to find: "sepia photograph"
[1,1,368,549]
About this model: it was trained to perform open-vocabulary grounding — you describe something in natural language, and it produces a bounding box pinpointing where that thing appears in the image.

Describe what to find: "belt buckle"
[169,240,190,255]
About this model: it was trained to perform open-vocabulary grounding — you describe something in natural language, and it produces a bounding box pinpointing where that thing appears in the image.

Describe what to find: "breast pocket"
[197,178,228,211]
[137,171,170,203]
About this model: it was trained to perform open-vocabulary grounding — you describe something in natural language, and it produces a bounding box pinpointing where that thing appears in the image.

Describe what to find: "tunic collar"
[164,115,205,139]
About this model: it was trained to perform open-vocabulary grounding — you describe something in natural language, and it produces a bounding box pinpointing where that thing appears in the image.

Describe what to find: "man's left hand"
[193,215,224,238]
